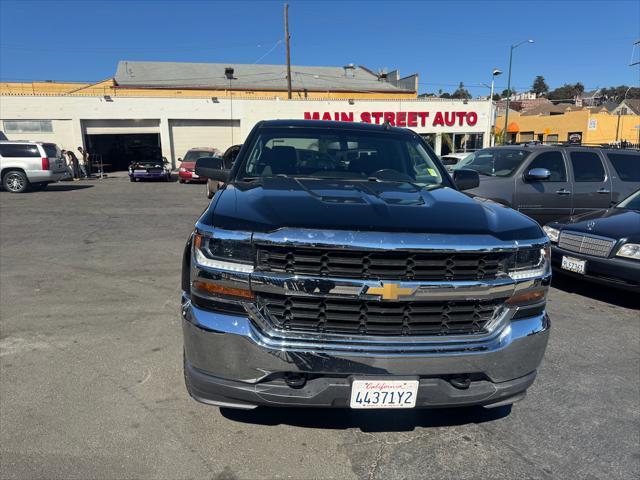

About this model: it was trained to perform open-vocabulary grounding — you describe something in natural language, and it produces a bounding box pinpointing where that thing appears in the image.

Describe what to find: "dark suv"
[180,120,551,411]
[456,146,640,224]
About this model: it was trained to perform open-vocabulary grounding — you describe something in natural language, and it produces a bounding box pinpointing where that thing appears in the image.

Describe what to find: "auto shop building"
[0,61,492,170]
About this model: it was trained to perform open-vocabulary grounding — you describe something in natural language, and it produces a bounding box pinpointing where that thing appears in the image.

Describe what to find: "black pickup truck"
[181,120,551,411]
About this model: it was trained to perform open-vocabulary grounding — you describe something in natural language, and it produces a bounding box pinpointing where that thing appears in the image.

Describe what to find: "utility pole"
[284,3,292,99]
[502,39,534,144]
[630,39,640,66]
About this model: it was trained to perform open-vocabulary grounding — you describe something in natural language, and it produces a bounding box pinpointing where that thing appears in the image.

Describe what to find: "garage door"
[83,119,160,135]
[170,119,240,161]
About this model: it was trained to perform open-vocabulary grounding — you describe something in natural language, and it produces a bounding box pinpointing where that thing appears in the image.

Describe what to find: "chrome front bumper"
[182,297,550,408]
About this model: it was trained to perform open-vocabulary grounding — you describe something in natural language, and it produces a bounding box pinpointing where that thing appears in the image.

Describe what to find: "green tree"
[451,82,471,100]
[547,83,584,101]
[439,92,452,99]
[601,85,640,101]
[492,93,501,101]
[501,88,516,98]
[531,76,549,96]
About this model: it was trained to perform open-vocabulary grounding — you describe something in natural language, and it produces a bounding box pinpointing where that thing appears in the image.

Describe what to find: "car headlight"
[193,233,254,273]
[616,243,640,260]
[506,246,551,280]
[542,226,559,243]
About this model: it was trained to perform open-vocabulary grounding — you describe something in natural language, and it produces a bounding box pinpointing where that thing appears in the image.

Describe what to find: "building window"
[3,120,53,133]
[546,134,558,144]
[453,133,483,152]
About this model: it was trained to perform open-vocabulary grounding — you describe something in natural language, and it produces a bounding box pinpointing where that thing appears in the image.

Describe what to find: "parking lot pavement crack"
[367,443,385,480]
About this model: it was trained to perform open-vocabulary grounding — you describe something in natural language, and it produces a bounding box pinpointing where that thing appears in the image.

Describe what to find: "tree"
[547,83,585,102]
[439,92,452,99]
[501,88,516,98]
[451,82,471,100]
[531,76,549,96]
[601,85,640,101]
[492,93,501,101]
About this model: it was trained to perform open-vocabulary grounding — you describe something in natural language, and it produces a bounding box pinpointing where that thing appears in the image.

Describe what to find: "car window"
[527,151,566,182]
[606,153,640,182]
[570,151,605,182]
[42,143,60,158]
[454,149,530,177]
[241,127,444,186]
[183,150,217,162]
[0,144,40,157]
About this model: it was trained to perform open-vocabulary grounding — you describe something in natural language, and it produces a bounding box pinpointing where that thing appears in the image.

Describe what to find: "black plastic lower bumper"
[184,360,536,410]
[551,247,640,292]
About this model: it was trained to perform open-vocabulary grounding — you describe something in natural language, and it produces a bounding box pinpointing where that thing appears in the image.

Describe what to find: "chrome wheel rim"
[6,173,25,192]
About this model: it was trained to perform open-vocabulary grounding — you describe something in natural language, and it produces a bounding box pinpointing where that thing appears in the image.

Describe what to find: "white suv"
[0,141,68,193]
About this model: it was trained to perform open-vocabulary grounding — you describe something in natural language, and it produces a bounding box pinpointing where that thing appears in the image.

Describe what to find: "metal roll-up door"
[83,119,160,135]
[169,119,240,160]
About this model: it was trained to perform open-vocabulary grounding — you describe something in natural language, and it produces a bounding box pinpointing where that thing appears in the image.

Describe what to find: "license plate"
[134,169,147,173]
[350,380,419,409]
[561,256,586,274]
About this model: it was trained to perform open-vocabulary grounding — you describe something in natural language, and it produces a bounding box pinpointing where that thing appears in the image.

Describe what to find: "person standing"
[67,150,80,180]
[74,148,87,178]
[78,146,91,177]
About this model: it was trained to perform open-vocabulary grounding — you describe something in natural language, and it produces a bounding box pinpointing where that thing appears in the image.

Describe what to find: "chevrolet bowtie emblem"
[366,283,415,301]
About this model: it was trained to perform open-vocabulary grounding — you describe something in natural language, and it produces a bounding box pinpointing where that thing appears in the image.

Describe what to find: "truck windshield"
[617,189,640,211]
[455,148,530,177]
[240,128,445,186]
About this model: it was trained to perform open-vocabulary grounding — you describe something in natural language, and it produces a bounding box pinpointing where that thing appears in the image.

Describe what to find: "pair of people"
[64,147,91,179]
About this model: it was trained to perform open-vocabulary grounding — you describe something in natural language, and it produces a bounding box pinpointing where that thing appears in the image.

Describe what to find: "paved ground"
[1,176,638,480]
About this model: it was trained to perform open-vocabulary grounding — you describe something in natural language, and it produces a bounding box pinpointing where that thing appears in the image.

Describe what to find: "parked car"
[543,188,640,292]
[128,158,171,182]
[456,146,640,224]
[206,144,242,199]
[440,152,472,172]
[178,148,219,184]
[0,141,67,193]
[181,120,551,411]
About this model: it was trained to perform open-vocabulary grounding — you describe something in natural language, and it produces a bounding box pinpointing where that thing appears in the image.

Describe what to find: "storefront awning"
[507,122,520,133]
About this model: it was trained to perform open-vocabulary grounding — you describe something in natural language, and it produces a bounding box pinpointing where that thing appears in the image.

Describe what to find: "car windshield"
[454,148,531,177]
[617,189,640,211]
[184,150,217,162]
[239,127,445,186]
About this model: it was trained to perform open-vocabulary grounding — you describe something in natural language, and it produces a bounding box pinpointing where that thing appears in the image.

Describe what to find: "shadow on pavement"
[551,273,639,310]
[220,404,511,432]
[40,184,94,192]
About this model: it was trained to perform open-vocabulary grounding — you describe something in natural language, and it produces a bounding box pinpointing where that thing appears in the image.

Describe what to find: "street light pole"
[503,39,534,144]
[489,68,502,146]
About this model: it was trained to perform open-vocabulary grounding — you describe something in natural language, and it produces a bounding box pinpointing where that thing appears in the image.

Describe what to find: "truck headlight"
[616,243,640,260]
[193,233,254,273]
[542,226,559,243]
[506,246,551,280]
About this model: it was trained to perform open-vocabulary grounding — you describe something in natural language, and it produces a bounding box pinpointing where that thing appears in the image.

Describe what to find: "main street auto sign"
[303,111,478,127]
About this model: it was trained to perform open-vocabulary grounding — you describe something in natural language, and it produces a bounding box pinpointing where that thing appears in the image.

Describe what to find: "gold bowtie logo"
[366,283,415,301]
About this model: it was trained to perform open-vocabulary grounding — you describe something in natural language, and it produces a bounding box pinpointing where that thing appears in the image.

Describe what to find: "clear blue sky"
[1,0,638,96]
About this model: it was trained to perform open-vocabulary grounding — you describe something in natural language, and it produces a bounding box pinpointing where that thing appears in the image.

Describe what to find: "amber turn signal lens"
[506,290,546,306]
[192,280,254,300]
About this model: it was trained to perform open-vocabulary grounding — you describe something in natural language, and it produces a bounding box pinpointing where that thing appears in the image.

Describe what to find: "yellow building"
[0,61,418,100]
[496,105,640,146]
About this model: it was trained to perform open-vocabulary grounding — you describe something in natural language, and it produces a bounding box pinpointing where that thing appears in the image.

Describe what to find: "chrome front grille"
[256,246,512,281]
[558,231,615,258]
[257,293,504,336]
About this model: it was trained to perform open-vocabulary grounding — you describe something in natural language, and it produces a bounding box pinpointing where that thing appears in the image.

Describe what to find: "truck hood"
[203,177,541,241]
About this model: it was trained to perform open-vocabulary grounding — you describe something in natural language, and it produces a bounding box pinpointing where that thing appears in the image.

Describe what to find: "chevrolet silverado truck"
[181,120,551,411]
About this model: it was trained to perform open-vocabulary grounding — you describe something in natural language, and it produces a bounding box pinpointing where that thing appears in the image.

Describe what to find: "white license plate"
[561,256,586,274]
[134,169,147,173]
[350,380,419,409]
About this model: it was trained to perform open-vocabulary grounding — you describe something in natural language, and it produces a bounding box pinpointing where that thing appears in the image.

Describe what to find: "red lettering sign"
[302,111,479,128]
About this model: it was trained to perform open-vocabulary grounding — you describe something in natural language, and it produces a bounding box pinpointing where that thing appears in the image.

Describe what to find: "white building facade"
[0,95,492,170]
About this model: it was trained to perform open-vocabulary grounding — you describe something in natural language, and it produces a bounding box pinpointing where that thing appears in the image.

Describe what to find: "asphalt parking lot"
[1,175,638,480]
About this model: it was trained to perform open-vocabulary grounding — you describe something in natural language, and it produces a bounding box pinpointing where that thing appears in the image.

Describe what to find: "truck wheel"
[129,176,135,182]
[179,179,185,184]
[3,170,29,193]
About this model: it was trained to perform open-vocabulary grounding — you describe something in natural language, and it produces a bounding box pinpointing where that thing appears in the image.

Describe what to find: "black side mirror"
[453,169,480,191]
[195,156,229,182]
[525,168,551,181]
